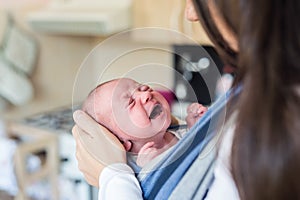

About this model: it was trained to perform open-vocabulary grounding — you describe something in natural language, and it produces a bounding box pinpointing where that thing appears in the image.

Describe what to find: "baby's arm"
[136,142,161,167]
[185,103,208,129]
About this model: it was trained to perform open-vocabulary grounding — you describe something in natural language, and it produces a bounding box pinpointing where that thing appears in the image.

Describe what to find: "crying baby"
[82,78,207,167]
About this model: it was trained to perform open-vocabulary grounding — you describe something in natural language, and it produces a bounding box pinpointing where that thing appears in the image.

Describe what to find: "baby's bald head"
[81,80,117,133]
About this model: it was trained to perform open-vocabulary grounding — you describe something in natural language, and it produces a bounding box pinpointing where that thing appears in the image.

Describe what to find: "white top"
[205,123,240,199]
[98,122,240,199]
[99,163,142,200]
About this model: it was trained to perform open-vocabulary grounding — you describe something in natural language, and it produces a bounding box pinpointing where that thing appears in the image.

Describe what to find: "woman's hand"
[185,103,208,129]
[72,110,126,187]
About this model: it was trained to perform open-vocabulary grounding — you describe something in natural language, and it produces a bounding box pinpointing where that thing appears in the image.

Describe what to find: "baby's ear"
[122,140,132,151]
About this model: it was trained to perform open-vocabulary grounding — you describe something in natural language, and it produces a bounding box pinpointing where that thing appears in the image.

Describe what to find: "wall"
[132,0,211,44]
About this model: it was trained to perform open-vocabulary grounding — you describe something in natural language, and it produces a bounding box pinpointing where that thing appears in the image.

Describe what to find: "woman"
[72,0,300,199]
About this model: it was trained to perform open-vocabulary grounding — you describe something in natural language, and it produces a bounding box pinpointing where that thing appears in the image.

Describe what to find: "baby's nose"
[136,90,152,104]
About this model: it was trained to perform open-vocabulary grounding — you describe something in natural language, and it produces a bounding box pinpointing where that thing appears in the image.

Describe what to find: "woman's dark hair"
[193,0,300,199]
[192,0,239,67]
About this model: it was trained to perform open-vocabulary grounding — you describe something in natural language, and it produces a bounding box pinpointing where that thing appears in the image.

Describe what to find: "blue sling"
[140,90,232,199]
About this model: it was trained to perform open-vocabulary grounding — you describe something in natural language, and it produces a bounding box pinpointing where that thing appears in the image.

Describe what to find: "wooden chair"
[7,122,59,200]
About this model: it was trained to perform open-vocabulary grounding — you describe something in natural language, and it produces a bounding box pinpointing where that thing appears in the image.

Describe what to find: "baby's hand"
[136,142,160,167]
[185,103,208,129]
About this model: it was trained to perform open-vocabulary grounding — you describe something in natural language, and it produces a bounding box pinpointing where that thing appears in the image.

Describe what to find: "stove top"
[22,105,79,133]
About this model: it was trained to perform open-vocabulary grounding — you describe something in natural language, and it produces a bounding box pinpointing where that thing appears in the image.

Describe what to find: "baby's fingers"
[139,141,155,154]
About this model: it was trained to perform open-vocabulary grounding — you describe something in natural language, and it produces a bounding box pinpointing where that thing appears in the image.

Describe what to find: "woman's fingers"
[72,110,127,186]
[72,125,103,187]
[73,110,126,164]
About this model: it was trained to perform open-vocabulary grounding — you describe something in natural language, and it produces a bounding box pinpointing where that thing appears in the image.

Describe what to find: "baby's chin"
[119,118,171,139]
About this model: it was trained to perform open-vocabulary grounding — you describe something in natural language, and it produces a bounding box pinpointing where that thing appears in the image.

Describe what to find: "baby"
[82,78,207,167]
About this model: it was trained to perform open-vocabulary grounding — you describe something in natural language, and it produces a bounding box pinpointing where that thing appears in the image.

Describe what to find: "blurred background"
[0,0,232,199]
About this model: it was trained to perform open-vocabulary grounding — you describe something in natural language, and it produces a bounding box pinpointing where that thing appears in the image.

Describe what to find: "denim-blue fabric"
[140,90,232,200]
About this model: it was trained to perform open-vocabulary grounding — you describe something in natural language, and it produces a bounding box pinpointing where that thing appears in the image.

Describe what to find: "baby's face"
[102,78,171,140]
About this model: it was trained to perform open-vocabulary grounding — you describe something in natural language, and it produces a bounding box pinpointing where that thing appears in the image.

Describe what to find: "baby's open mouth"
[149,104,162,119]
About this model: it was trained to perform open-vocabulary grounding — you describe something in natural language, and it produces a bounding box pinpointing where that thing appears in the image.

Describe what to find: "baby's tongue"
[149,104,162,119]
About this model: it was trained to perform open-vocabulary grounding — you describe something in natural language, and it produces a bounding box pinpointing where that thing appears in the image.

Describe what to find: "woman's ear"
[122,140,132,151]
